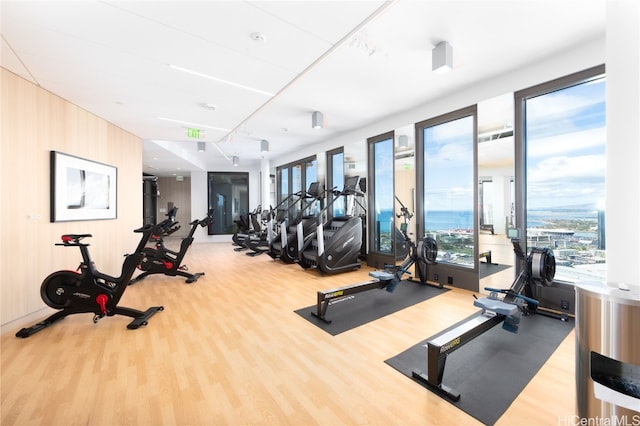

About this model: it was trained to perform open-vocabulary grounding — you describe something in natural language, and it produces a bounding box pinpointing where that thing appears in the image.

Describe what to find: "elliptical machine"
[268,185,309,263]
[285,182,323,263]
[298,176,366,275]
[242,208,275,256]
[232,205,261,250]
[16,225,164,338]
[129,210,213,284]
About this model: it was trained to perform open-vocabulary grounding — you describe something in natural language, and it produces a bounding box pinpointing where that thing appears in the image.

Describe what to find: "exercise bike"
[151,206,181,241]
[129,210,213,284]
[16,225,164,338]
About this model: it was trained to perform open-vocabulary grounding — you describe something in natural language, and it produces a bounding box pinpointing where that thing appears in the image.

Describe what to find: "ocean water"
[526,209,599,227]
[378,208,600,233]
[425,210,474,230]
[419,209,600,232]
[375,210,475,231]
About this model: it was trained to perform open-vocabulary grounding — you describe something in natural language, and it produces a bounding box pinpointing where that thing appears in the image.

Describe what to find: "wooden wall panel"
[0,68,143,326]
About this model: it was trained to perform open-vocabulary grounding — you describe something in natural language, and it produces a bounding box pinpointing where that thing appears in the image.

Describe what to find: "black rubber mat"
[385,313,574,425]
[479,262,512,279]
[295,280,448,335]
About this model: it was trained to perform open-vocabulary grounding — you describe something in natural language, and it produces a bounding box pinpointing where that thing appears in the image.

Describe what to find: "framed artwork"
[50,151,117,222]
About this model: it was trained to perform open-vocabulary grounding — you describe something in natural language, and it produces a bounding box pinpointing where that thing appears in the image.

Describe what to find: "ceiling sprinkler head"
[250,32,266,42]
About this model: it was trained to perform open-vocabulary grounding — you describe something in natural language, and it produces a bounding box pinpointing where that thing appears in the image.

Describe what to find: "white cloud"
[528,153,605,182]
[528,127,605,158]
[526,87,605,122]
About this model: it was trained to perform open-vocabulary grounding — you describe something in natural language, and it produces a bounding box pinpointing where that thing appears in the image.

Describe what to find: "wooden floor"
[1,239,575,425]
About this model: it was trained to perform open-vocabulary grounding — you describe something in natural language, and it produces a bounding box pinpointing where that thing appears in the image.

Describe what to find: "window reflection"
[207,172,249,235]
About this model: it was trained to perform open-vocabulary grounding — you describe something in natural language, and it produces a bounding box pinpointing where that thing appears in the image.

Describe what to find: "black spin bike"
[129,210,213,284]
[16,225,164,338]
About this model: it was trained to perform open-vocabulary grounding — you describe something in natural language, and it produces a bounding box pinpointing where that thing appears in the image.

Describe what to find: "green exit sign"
[186,128,201,138]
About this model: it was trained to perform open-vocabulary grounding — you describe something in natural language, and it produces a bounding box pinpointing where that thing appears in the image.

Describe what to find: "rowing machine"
[309,197,438,323]
[410,239,554,401]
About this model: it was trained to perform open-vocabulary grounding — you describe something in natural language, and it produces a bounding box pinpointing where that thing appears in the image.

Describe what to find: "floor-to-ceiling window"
[305,158,317,190]
[291,164,302,219]
[279,167,289,205]
[417,107,477,269]
[276,156,317,221]
[303,158,319,216]
[327,148,345,218]
[516,65,606,282]
[367,132,394,268]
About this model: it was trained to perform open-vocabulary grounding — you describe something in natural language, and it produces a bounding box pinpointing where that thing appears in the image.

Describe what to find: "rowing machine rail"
[311,271,394,323]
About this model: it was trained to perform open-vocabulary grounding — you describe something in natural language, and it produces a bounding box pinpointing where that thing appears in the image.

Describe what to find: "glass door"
[207,172,249,235]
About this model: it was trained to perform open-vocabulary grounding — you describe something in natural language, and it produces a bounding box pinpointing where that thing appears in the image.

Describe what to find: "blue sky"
[420,77,606,213]
[424,115,475,212]
[526,78,606,210]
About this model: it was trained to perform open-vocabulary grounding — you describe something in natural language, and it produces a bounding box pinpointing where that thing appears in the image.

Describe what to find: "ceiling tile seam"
[216,0,400,146]
[1,34,40,86]
[102,0,306,77]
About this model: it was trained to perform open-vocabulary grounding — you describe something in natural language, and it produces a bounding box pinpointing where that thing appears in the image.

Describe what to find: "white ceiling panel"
[1,0,606,176]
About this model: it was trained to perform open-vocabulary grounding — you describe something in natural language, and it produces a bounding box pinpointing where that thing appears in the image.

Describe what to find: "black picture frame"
[50,151,117,222]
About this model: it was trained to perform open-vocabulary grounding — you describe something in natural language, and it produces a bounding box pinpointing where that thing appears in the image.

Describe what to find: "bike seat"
[473,297,519,316]
[369,270,394,282]
[61,234,92,244]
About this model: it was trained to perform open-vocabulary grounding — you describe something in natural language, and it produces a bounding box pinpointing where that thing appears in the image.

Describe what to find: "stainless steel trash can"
[575,281,640,418]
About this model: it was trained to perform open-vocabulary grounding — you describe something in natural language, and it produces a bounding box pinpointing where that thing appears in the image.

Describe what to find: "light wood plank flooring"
[2,241,575,425]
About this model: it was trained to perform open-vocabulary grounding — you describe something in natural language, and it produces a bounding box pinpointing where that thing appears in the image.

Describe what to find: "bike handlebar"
[134,224,155,233]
